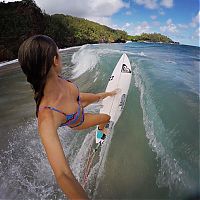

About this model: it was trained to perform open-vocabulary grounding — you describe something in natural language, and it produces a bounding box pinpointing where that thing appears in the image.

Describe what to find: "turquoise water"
[0,43,199,199]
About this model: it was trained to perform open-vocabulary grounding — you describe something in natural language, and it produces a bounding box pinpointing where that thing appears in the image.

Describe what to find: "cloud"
[86,16,113,27]
[134,0,158,9]
[33,0,129,26]
[160,19,178,33]
[150,15,157,20]
[152,21,160,26]
[131,21,151,35]
[134,0,174,9]
[159,9,165,15]
[160,0,173,8]
[195,27,200,38]
[191,28,200,42]
[125,22,131,27]
[177,24,188,29]
[125,11,132,15]
[121,22,132,31]
[36,0,129,17]
[190,11,200,28]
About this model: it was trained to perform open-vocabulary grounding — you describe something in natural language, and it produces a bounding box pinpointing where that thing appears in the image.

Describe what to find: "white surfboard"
[96,53,132,144]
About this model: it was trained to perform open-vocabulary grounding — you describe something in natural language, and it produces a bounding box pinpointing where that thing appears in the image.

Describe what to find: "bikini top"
[39,79,84,128]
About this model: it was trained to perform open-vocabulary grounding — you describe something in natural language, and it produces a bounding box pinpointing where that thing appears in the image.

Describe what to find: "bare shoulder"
[37,108,72,178]
[38,108,58,136]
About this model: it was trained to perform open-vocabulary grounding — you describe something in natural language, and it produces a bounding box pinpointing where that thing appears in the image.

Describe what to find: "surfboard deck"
[96,53,132,144]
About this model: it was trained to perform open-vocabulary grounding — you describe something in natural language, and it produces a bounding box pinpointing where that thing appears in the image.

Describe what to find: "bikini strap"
[39,106,67,116]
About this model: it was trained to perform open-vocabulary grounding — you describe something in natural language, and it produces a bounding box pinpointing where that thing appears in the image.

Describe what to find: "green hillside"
[0,0,177,62]
[128,33,176,43]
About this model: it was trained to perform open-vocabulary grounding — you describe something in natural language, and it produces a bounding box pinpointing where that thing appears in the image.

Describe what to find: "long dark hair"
[18,35,58,117]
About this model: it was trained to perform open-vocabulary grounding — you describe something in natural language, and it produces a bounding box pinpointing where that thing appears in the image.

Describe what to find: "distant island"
[0,0,179,62]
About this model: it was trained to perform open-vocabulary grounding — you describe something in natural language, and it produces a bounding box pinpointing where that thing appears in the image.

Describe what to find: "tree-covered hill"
[0,0,177,62]
[44,14,127,47]
[0,0,127,61]
[127,33,178,44]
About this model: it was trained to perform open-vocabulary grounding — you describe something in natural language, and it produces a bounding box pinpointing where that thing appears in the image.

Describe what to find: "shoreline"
[0,61,20,75]
[0,45,82,70]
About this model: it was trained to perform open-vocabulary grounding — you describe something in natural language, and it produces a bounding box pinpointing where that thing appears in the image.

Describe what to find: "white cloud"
[2,0,129,26]
[178,24,188,29]
[160,18,178,33]
[125,22,131,27]
[33,0,129,26]
[122,22,132,30]
[191,28,200,42]
[152,21,160,26]
[131,21,151,35]
[134,0,158,9]
[112,24,121,29]
[159,9,165,15]
[195,27,200,37]
[125,11,132,15]
[134,0,173,9]
[151,15,157,20]
[86,16,113,27]
[35,0,129,17]
[190,11,200,28]
[160,0,173,8]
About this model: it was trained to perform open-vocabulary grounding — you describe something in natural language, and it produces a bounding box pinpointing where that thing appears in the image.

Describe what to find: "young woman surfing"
[18,35,118,199]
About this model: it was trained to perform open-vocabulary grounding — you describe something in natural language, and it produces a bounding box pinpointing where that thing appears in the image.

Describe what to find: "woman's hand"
[107,88,121,97]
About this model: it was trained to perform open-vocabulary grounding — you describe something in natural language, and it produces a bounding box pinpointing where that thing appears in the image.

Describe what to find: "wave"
[71,45,100,79]
[71,44,147,79]
[133,64,188,197]
[59,46,81,52]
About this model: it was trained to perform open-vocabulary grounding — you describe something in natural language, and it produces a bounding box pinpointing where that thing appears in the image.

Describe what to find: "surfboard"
[96,53,132,144]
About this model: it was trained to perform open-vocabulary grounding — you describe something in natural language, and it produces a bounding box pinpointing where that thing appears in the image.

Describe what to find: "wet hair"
[18,35,58,117]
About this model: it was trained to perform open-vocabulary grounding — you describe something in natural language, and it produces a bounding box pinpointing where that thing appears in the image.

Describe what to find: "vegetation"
[127,33,176,43]
[44,14,127,47]
[0,0,177,62]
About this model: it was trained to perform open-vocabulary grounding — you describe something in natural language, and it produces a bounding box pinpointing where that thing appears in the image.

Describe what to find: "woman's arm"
[80,90,118,107]
[38,111,88,199]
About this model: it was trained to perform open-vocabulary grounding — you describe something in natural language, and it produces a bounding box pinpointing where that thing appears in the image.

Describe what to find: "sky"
[2,0,200,46]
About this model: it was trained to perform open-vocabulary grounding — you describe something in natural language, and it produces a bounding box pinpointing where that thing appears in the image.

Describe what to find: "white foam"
[0,119,66,199]
[91,130,114,199]
[71,130,96,182]
[59,46,82,52]
[70,44,147,79]
[71,45,100,79]
[0,59,18,67]
[133,64,187,195]
[165,60,177,64]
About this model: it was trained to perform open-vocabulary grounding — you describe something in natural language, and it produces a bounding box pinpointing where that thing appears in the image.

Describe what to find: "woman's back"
[39,76,83,128]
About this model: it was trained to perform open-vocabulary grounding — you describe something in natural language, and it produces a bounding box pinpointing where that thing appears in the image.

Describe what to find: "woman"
[18,35,117,199]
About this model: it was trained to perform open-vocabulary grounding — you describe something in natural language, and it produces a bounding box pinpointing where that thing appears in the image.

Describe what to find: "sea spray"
[133,63,187,197]
[0,119,61,199]
[91,130,114,199]
[71,130,96,182]
[71,45,99,79]
[71,44,147,80]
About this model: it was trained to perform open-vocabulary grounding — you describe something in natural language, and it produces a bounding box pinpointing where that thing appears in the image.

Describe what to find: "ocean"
[0,42,199,199]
